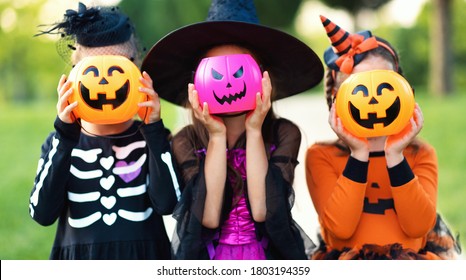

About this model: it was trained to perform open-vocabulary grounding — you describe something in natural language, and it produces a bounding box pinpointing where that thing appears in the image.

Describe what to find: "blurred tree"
[320,0,455,96]
[119,0,303,52]
[395,1,460,94]
[318,0,392,29]
[452,0,466,91]
[118,0,211,52]
[255,0,302,30]
[0,1,65,104]
[376,4,432,92]
[429,0,453,96]
[318,0,391,13]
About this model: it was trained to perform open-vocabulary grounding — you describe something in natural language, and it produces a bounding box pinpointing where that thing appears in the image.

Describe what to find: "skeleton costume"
[305,16,461,260]
[30,119,179,259]
[29,3,180,259]
[141,0,323,260]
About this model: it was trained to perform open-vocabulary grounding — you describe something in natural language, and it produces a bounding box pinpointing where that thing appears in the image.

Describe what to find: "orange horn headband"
[335,34,378,74]
[320,15,379,74]
[320,15,351,55]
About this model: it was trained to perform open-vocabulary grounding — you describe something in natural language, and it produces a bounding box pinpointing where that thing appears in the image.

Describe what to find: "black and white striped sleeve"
[29,117,81,226]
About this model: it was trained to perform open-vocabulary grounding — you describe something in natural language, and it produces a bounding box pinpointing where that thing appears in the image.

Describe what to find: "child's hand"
[385,103,424,167]
[188,83,226,137]
[245,71,272,133]
[57,74,77,124]
[138,71,160,124]
[329,103,369,161]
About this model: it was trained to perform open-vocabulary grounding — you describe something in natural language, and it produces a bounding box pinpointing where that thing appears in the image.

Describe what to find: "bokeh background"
[0,0,464,259]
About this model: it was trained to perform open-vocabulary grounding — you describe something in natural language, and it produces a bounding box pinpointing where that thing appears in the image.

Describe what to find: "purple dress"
[213,195,266,260]
[206,148,266,260]
[171,120,314,260]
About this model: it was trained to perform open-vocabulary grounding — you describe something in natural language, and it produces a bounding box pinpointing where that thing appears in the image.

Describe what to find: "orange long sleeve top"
[305,142,438,252]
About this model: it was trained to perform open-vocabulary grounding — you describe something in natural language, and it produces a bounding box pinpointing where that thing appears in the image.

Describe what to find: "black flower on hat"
[37,2,134,47]
[63,2,100,33]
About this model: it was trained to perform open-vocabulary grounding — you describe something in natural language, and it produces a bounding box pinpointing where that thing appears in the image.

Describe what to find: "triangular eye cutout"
[211,68,224,80]
[233,66,244,78]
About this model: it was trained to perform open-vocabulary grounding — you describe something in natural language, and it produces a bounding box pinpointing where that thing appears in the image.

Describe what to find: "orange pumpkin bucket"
[336,70,415,137]
[68,55,146,124]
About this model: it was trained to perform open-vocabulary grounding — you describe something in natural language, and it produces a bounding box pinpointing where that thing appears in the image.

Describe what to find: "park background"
[0,0,465,259]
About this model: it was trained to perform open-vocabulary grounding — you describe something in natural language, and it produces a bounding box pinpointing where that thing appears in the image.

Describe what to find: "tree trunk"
[430,0,453,96]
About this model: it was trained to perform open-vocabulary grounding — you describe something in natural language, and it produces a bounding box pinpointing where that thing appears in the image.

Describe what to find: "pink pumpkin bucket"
[194,54,262,114]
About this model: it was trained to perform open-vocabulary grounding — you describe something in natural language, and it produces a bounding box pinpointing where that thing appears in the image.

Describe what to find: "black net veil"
[35,2,143,67]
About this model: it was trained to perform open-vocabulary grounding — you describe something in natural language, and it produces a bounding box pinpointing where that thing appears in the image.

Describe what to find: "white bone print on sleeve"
[161,152,181,200]
[30,137,59,208]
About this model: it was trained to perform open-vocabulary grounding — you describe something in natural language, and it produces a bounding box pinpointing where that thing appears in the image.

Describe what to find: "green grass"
[0,93,464,259]
[415,94,466,254]
[0,102,56,259]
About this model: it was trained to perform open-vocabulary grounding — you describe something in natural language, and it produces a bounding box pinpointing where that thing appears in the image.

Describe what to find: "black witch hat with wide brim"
[141,0,324,106]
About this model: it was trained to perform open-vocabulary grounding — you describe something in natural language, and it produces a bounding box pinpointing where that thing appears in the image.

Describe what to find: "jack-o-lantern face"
[194,54,262,114]
[68,55,145,124]
[336,70,415,137]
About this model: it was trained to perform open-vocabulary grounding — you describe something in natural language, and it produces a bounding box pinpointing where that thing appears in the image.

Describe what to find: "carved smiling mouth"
[349,96,400,129]
[80,80,129,110]
[213,81,247,105]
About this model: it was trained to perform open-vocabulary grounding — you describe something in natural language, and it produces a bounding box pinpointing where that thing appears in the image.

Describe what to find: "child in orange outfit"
[305,16,461,260]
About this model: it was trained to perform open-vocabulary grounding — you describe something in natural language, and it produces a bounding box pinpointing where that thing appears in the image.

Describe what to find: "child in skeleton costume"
[29,3,180,259]
[142,0,323,260]
[304,16,461,260]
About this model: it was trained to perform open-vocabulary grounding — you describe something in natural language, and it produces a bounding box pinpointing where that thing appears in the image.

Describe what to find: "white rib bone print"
[67,142,152,227]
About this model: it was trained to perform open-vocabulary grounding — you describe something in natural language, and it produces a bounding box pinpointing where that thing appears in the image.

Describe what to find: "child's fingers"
[139,86,158,99]
[57,74,67,95]
[142,71,153,83]
[202,102,210,119]
[188,83,195,106]
[191,89,201,112]
[63,101,78,115]
[59,101,78,123]
[262,71,272,97]
[413,103,424,129]
[138,100,154,108]
[139,71,154,88]
[57,87,73,113]
[58,79,72,99]
[255,92,262,109]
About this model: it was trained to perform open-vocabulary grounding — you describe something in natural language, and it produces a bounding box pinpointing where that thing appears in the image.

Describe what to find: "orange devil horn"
[320,15,352,56]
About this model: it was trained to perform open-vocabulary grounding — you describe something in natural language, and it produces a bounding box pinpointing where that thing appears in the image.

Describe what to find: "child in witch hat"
[304,15,461,260]
[142,0,323,260]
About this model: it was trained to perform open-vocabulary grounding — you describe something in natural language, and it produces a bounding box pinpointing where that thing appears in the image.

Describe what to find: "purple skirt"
[211,195,266,260]
[214,240,266,260]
